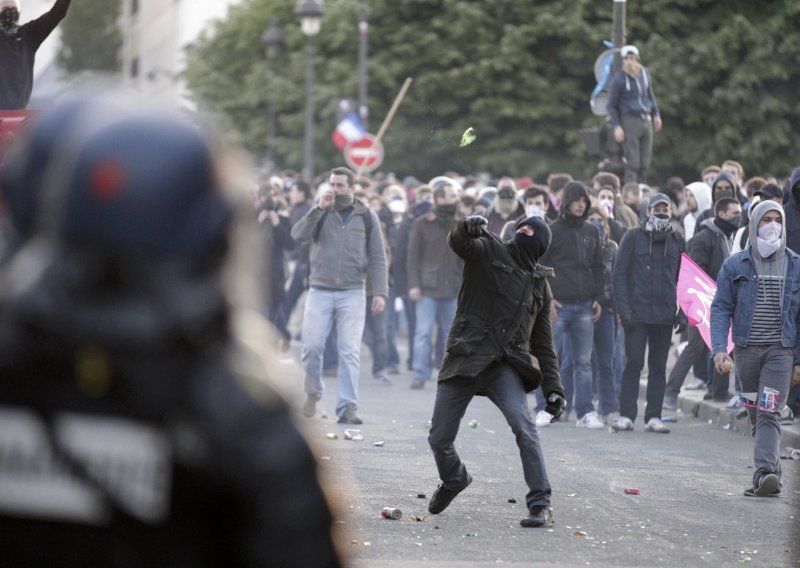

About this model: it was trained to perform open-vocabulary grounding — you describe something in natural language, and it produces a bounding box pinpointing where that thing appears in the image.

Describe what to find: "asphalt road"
[275,349,799,568]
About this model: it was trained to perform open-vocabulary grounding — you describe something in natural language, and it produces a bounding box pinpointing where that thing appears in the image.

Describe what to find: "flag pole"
[355,77,413,179]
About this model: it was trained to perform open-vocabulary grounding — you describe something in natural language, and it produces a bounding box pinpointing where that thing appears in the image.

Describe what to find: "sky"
[29,0,241,76]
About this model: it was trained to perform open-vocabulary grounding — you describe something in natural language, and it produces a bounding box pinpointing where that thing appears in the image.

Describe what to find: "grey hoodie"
[291,200,388,296]
[748,200,787,311]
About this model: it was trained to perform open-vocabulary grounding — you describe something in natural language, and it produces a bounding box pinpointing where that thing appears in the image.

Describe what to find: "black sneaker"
[337,404,363,425]
[428,474,473,514]
[521,505,554,528]
[751,473,781,497]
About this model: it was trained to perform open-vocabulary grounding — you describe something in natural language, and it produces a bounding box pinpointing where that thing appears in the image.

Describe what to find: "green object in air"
[459,127,476,147]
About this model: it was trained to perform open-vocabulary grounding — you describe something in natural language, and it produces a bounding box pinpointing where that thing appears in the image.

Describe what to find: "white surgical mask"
[757,220,782,242]
[756,220,782,257]
[388,199,407,214]
[599,197,614,218]
[525,204,545,219]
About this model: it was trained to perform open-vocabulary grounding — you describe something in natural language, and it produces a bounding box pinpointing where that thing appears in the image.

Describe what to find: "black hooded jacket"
[538,182,604,304]
[696,171,740,225]
[784,167,800,253]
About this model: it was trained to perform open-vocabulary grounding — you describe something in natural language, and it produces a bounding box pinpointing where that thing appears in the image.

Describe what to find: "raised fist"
[464,215,488,237]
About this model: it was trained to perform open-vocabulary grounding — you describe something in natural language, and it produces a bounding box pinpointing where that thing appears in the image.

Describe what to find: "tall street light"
[358,1,368,129]
[261,18,284,170]
[295,0,325,182]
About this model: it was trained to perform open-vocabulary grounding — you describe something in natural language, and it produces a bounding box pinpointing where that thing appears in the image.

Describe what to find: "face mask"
[757,220,782,242]
[525,204,545,219]
[495,197,517,216]
[334,193,354,210]
[434,202,458,218]
[727,214,743,229]
[598,197,614,218]
[654,213,669,220]
[388,199,407,214]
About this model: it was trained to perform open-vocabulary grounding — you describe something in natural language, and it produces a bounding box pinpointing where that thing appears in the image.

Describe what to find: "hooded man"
[0,0,70,110]
[426,213,565,528]
[696,171,740,225]
[536,181,605,429]
[783,167,800,254]
[682,181,712,241]
[711,200,800,497]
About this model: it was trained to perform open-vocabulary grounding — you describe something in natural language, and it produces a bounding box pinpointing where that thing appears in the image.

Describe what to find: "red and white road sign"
[343,134,384,173]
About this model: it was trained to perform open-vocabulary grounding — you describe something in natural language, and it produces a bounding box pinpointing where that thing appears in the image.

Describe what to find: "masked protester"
[0,0,71,110]
[711,200,800,497]
[405,182,463,389]
[612,193,686,434]
[426,214,565,528]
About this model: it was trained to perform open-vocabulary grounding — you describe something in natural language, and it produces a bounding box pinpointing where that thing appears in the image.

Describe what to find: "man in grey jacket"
[291,167,388,424]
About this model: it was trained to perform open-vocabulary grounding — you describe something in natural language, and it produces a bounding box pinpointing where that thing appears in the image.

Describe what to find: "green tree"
[57,0,122,74]
[186,0,800,184]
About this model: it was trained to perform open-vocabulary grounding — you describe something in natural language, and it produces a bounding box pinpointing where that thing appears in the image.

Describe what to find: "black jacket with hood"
[696,171,740,225]
[539,182,604,304]
[437,219,564,398]
[613,217,686,326]
[783,167,800,254]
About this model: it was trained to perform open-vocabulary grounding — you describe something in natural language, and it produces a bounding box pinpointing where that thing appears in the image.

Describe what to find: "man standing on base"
[607,44,662,184]
[0,0,71,110]
[426,214,566,528]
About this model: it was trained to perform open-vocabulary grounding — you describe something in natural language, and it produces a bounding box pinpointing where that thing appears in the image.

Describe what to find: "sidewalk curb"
[651,380,800,449]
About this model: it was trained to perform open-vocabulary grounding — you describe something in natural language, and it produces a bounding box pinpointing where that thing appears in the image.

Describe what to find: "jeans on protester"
[620,113,654,184]
[734,343,792,485]
[272,263,309,342]
[403,297,416,371]
[592,311,618,416]
[301,287,366,417]
[613,322,624,398]
[386,286,400,368]
[428,363,552,509]
[705,353,731,401]
[412,296,457,382]
[322,323,338,370]
[619,323,672,424]
[363,295,388,375]
[552,301,595,419]
[665,325,708,401]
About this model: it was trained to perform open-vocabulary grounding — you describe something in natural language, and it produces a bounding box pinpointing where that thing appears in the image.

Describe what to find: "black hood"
[789,167,800,203]
[710,171,740,203]
[559,181,590,221]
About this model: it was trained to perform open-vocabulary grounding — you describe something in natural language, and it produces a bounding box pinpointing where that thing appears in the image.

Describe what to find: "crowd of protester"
[254,161,800,432]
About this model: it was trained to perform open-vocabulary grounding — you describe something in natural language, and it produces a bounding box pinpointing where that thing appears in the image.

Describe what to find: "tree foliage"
[185,0,800,184]
[57,0,122,74]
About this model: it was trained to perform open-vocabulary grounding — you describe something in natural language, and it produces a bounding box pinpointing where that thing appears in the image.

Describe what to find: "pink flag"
[676,253,733,354]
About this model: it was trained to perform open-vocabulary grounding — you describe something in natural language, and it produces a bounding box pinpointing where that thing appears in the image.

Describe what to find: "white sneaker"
[603,412,620,425]
[684,378,707,390]
[576,411,604,429]
[611,416,634,431]
[645,417,671,433]
[535,410,554,427]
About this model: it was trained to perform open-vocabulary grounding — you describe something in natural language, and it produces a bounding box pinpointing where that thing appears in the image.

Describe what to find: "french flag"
[331,111,366,150]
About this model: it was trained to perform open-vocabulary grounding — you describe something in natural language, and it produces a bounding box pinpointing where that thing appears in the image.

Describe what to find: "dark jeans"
[428,364,552,510]
[386,286,400,368]
[592,311,618,415]
[402,296,416,370]
[619,323,672,424]
[665,325,708,399]
[272,263,309,342]
[363,295,388,375]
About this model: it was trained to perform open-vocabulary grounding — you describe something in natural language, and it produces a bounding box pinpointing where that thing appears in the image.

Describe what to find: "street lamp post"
[295,0,325,182]
[358,1,368,128]
[261,18,284,170]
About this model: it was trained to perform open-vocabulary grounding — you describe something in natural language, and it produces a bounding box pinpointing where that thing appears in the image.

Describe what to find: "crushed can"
[381,507,402,520]
[467,419,479,429]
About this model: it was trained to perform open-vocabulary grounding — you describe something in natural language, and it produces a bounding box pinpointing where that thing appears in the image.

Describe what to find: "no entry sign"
[343,134,384,173]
